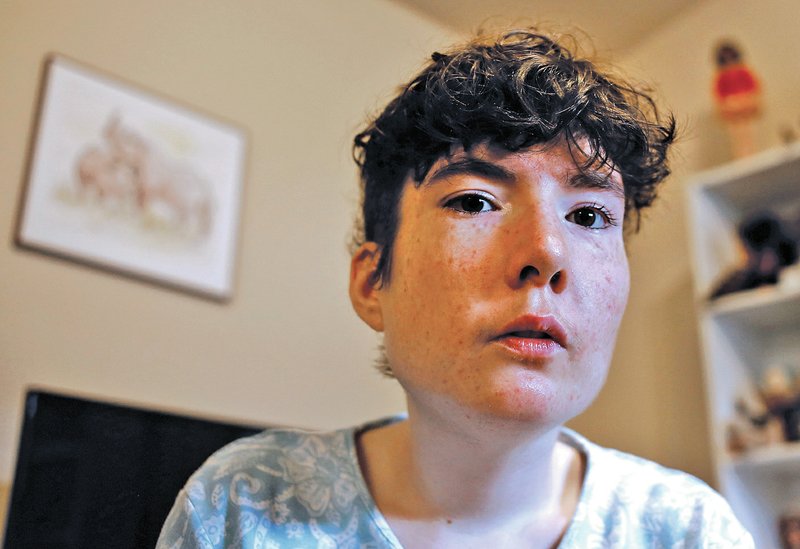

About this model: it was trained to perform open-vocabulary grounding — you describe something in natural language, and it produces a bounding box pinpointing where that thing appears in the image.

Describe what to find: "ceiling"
[392,0,699,55]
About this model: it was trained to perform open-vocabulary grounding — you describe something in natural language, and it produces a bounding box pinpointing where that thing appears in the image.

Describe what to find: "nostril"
[519,265,539,281]
[550,271,563,288]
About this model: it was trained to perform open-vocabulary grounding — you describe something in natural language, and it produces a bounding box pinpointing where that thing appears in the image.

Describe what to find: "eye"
[443,193,497,214]
[566,204,618,229]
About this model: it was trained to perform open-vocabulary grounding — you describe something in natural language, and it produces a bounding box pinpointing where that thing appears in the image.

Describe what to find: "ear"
[349,242,384,332]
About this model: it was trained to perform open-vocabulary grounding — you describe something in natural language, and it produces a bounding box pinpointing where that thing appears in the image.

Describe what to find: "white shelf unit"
[687,143,800,548]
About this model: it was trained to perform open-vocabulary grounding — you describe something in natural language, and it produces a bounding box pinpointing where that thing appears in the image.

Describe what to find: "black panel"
[3,390,266,549]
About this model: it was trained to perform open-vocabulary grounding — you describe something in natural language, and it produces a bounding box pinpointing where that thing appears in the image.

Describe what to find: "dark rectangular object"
[3,389,265,548]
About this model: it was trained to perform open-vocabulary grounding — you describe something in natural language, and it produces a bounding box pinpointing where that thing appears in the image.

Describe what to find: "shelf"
[704,281,800,327]
[730,441,800,477]
[687,144,800,548]
[695,142,800,210]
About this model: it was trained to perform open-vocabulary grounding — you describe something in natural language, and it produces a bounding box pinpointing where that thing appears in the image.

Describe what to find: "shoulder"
[561,429,754,548]
[189,426,353,488]
[181,426,359,519]
[157,419,402,548]
[576,431,714,501]
[157,427,359,548]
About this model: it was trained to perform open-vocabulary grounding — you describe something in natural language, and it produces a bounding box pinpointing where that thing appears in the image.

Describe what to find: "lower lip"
[493,336,565,361]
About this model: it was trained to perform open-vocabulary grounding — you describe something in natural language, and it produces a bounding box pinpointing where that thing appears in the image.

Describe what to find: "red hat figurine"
[713,40,762,158]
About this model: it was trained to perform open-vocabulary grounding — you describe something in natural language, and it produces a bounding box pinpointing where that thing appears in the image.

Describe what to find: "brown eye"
[572,208,599,227]
[566,205,616,229]
[444,194,496,214]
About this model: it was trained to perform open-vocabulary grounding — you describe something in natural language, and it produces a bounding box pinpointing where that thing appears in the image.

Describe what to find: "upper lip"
[493,314,568,348]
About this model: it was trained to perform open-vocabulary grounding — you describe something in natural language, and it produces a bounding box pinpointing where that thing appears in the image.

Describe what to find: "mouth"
[493,315,568,349]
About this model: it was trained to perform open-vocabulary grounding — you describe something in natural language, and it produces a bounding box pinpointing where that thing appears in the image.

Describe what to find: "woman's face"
[356,140,630,429]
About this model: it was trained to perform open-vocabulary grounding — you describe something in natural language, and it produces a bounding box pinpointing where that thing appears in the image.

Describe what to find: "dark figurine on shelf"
[710,212,798,299]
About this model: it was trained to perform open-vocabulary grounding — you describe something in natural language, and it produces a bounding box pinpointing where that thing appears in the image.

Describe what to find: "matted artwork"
[16,55,247,301]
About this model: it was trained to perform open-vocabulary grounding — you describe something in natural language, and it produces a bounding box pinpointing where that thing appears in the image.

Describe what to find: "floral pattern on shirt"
[157,419,754,548]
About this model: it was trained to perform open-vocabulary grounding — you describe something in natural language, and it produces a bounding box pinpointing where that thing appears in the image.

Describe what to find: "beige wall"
[0,0,456,495]
[4,0,800,532]
[0,483,8,533]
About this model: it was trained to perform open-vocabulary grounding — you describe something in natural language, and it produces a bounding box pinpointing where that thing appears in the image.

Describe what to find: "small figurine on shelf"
[713,40,762,159]
[726,383,784,455]
[761,365,800,442]
[710,212,799,299]
[780,510,800,549]
[727,384,783,455]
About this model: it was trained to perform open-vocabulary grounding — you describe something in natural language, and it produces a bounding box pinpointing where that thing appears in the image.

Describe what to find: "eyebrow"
[569,171,625,198]
[424,157,516,186]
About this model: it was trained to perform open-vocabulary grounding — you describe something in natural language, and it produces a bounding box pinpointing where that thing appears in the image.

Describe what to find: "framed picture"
[16,55,247,301]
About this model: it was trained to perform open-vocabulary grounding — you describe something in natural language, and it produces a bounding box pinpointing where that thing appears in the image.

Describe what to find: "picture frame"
[16,54,248,301]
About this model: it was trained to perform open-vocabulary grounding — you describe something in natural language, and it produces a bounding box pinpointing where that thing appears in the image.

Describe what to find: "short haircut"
[352,29,675,290]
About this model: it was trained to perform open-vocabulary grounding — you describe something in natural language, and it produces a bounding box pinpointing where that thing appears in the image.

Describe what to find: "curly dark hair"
[353,29,675,288]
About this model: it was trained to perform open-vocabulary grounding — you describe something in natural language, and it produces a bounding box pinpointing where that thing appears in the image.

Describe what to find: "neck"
[359,399,584,529]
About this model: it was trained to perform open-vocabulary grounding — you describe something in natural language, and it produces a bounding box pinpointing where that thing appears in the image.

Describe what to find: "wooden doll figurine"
[713,41,761,158]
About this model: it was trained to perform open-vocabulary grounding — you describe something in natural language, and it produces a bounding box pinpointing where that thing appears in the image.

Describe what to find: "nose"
[505,214,568,293]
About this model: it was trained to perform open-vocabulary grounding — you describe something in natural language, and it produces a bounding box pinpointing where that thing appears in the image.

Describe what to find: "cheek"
[406,220,496,292]
[593,269,630,360]
[440,219,503,289]
[602,265,630,319]
[382,225,495,376]
[575,247,629,339]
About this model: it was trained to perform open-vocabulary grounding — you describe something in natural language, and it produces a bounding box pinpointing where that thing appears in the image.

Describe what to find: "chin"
[464,377,596,429]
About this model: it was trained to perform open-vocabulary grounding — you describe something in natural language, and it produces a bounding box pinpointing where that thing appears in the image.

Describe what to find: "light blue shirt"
[157,418,754,548]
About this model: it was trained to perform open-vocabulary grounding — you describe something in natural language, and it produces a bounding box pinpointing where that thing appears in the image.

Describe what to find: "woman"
[158,30,753,548]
